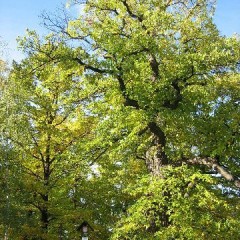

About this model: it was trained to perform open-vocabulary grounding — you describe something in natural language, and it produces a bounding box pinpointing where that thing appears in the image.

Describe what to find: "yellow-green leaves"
[112,166,240,240]
[1,0,240,238]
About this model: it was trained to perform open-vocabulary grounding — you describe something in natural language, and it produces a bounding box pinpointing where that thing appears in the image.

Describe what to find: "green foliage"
[112,166,240,240]
[61,0,240,239]
[1,0,240,239]
[0,39,97,238]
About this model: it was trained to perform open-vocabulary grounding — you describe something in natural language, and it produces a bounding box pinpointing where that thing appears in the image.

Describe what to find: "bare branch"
[187,157,240,188]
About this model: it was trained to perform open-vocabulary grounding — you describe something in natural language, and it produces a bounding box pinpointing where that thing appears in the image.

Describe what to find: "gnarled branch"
[187,157,240,188]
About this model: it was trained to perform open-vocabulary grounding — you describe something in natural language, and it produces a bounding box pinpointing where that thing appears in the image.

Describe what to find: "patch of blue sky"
[0,0,239,62]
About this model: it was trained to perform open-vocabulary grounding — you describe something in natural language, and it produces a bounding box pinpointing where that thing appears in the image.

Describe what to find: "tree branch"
[187,157,240,188]
[121,0,143,22]
[116,72,140,109]
[73,57,114,74]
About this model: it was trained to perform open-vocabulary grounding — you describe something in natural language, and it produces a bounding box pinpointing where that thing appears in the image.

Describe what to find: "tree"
[0,50,27,240]
[17,0,240,239]
[1,36,99,238]
[0,47,15,240]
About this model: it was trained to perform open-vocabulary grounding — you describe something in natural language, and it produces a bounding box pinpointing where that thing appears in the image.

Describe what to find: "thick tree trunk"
[145,122,171,231]
[146,122,168,176]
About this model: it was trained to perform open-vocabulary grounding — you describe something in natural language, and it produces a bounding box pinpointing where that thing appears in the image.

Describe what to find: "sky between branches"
[0,0,239,62]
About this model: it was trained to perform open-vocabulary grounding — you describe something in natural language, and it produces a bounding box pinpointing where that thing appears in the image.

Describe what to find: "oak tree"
[40,0,240,238]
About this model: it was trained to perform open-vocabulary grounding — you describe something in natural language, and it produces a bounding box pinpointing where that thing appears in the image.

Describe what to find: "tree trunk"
[40,134,51,232]
[40,194,49,231]
[146,122,168,176]
[145,122,171,231]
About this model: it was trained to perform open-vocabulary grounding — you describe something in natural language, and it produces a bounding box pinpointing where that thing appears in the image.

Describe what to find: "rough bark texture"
[145,122,171,230]
[146,122,168,176]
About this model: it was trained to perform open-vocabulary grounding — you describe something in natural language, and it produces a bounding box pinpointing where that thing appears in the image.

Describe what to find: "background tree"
[1,36,98,239]
[0,45,27,240]
[2,32,144,239]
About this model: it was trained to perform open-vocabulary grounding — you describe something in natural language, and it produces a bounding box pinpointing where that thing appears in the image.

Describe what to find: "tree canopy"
[0,0,240,239]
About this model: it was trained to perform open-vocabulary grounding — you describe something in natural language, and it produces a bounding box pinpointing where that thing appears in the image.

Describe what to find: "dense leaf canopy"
[0,0,239,239]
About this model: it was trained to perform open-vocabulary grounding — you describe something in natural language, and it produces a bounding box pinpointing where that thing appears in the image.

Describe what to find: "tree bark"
[187,157,240,188]
[145,122,171,230]
[146,122,168,176]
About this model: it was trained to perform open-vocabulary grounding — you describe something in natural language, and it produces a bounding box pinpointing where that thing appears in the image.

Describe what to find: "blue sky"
[0,0,240,62]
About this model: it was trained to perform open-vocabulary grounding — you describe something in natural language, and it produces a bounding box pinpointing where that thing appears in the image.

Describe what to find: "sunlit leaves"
[1,0,240,239]
[112,166,240,240]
